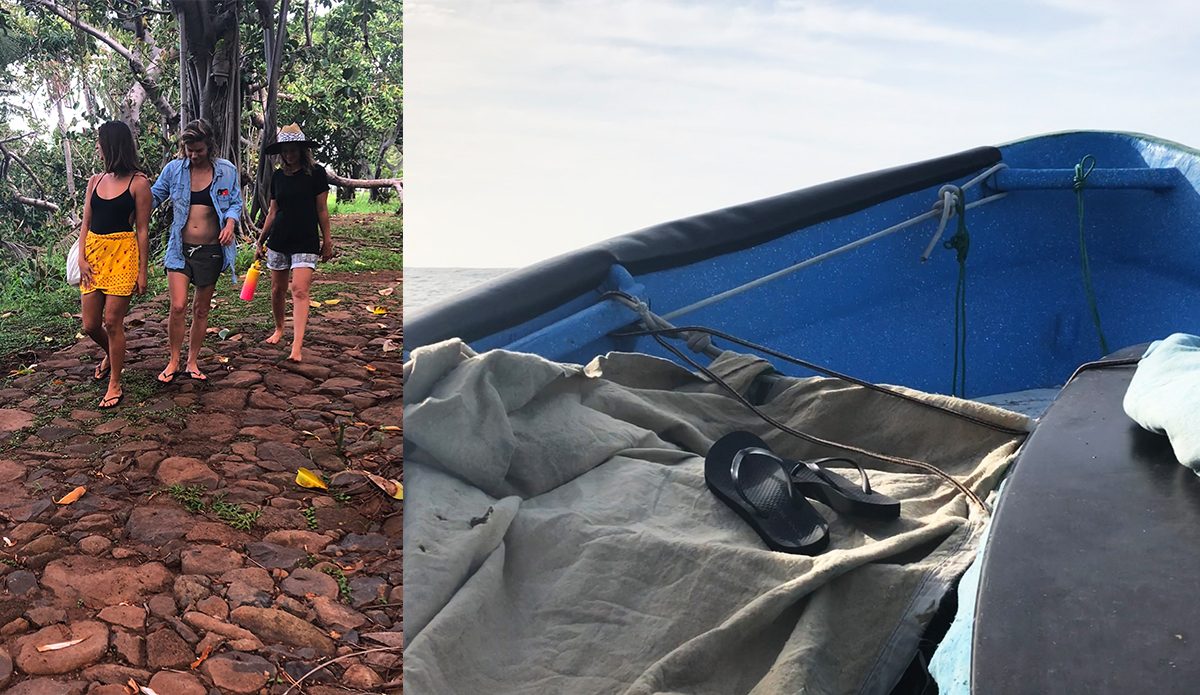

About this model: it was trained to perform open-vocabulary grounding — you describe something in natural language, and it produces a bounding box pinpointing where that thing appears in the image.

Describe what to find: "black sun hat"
[264,123,318,155]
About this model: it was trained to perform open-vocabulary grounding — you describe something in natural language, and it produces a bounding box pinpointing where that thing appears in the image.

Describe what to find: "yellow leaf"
[353,260,366,266]
[37,637,86,651]
[43,336,52,342]
[75,333,85,339]
[379,425,401,431]
[301,430,322,441]
[363,364,377,372]
[215,356,230,363]
[378,287,394,296]
[295,467,327,489]
[0,312,11,318]
[55,486,86,505]
[371,306,388,315]
[310,301,321,308]
[324,299,341,305]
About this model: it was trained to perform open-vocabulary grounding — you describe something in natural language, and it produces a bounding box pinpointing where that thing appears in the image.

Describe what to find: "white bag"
[66,238,81,286]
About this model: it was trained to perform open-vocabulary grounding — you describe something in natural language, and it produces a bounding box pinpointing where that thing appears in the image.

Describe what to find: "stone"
[229,606,336,655]
[148,670,207,695]
[125,507,191,545]
[97,605,145,631]
[41,557,172,607]
[273,594,308,618]
[155,457,220,489]
[7,570,40,596]
[180,413,239,441]
[348,575,387,608]
[173,575,212,607]
[343,664,384,690]
[77,535,112,556]
[0,409,35,433]
[5,678,87,695]
[8,522,50,543]
[15,621,109,675]
[111,629,144,666]
[79,663,150,685]
[24,606,66,627]
[220,567,275,592]
[264,529,334,551]
[145,626,192,669]
[2,617,29,636]
[147,594,177,619]
[200,389,248,411]
[238,424,297,443]
[219,370,264,388]
[0,645,10,689]
[92,419,126,435]
[0,459,23,483]
[168,617,200,645]
[360,402,401,427]
[36,426,79,442]
[242,409,292,426]
[202,651,277,694]
[310,596,368,630]
[183,522,253,549]
[263,370,313,394]
[224,581,272,609]
[248,390,288,410]
[244,541,308,570]
[339,532,394,554]
[196,595,230,620]
[181,611,257,642]
[180,545,244,576]
[22,535,67,555]
[388,585,402,605]
[281,568,340,600]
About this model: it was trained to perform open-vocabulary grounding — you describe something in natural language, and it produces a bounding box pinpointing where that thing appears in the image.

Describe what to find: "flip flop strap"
[792,457,873,495]
[732,446,797,518]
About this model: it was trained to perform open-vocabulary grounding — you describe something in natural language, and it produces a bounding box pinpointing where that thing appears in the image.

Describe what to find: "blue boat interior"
[407,131,1200,401]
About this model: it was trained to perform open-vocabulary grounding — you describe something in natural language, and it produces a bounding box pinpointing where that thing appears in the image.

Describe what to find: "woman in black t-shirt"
[255,124,334,363]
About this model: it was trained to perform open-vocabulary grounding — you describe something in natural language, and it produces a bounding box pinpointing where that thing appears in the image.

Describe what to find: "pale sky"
[405,0,1200,268]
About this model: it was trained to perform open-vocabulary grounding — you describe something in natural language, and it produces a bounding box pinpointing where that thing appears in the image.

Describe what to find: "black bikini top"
[190,188,216,208]
[89,175,136,235]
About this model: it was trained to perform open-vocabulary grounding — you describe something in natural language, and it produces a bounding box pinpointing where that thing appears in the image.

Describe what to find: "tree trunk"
[172,0,242,165]
[251,0,291,224]
[50,79,75,202]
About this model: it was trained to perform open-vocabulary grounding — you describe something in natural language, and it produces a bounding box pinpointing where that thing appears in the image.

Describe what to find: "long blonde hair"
[280,144,315,175]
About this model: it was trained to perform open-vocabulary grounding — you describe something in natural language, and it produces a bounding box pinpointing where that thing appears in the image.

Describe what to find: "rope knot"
[1073,154,1095,194]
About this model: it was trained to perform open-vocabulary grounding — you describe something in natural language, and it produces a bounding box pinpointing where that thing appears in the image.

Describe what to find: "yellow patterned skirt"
[81,231,139,296]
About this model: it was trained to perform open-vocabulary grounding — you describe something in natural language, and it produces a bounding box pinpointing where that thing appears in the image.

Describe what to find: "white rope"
[660,166,1009,323]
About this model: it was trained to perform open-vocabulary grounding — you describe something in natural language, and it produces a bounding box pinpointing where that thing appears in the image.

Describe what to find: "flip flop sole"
[705,431,829,555]
[790,464,901,520]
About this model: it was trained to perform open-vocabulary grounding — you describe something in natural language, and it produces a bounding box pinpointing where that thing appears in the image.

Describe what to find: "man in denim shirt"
[150,119,242,383]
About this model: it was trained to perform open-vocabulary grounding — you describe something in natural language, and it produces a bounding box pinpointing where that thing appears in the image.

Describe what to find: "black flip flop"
[158,367,181,384]
[789,457,901,520]
[99,393,123,410]
[93,361,110,381]
[705,431,829,555]
[185,369,208,382]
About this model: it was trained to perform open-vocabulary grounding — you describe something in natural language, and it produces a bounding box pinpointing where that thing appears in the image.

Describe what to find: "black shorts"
[169,244,224,287]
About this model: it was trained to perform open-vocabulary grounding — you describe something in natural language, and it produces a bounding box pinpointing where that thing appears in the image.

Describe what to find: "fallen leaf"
[363,364,377,372]
[381,339,398,352]
[55,486,86,505]
[215,356,230,363]
[310,300,321,308]
[43,336,52,342]
[206,327,220,334]
[301,430,322,442]
[190,643,212,669]
[61,312,71,318]
[0,312,11,318]
[2,537,12,547]
[376,323,389,329]
[378,287,394,296]
[75,333,85,339]
[228,333,243,342]
[324,299,341,305]
[126,318,145,327]
[38,637,86,651]
[353,260,366,266]
[371,306,388,315]
[379,426,401,432]
[365,473,403,500]
[295,468,328,489]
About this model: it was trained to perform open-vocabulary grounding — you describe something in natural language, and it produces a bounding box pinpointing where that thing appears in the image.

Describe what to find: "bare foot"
[287,348,303,362]
[265,329,284,345]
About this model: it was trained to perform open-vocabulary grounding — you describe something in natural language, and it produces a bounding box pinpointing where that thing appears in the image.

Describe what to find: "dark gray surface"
[973,344,1200,694]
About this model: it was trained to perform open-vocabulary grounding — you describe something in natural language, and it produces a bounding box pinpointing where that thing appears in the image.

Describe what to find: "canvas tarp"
[402,339,1029,695]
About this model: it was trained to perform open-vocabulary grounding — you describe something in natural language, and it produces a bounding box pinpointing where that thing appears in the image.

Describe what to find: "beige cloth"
[402,339,1029,695]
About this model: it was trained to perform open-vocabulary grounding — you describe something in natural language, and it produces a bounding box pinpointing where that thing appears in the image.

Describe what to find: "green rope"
[1073,155,1109,355]
[943,195,969,398]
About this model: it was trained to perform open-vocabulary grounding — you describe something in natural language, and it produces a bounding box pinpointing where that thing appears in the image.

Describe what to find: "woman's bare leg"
[266,269,290,344]
[288,267,314,362]
[187,283,217,379]
[101,294,132,403]
[81,291,110,376]
[162,271,191,381]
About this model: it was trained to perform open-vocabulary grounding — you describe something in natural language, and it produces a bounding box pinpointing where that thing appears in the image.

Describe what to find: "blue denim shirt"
[151,157,242,283]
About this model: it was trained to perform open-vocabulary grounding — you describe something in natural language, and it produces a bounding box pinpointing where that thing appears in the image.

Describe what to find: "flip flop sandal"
[705,431,829,555]
[93,362,111,381]
[158,367,181,384]
[789,456,901,520]
[186,369,208,382]
[99,393,123,410]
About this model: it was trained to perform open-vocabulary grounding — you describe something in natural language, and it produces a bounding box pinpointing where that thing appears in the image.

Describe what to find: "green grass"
[157,484,261,531]
[329,191,400,216]
[327,246,402,272]
[321,565,353,602]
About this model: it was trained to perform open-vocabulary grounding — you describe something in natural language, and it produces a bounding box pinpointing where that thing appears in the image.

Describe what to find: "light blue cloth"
[928,509,995,695]
[1123,333,1200,473]
[150,157,242,282]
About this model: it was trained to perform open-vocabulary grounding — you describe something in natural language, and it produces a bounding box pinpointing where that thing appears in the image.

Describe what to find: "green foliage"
[209,493,263,532]
[160,483,208,514]
[321,565,353,602]
[303,506,318,530]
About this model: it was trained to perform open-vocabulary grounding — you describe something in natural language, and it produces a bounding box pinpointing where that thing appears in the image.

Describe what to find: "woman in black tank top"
[77,121,152,410]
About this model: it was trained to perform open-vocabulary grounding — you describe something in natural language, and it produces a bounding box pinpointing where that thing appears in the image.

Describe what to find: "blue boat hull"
[407,131,1200,398]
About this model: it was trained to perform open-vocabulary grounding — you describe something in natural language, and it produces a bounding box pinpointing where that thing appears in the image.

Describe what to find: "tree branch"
[11,191,60,212]
[323,167,403,198]
[0,143,47,196]
[29,0,179,127]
